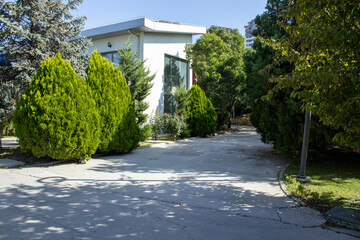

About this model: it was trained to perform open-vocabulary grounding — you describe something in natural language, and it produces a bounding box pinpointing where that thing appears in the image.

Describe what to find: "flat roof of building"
[81,17,206,40]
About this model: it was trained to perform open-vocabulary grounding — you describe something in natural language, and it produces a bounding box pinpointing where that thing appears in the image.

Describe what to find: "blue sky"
[74,0,268,37]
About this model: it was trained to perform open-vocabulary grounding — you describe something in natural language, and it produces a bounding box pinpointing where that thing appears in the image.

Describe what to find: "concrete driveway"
[0,126,359,239]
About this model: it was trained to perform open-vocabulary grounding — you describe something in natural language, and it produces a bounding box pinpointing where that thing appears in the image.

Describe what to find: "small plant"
[284,176,307,196]
[150,109,162,140]
[171,85,189,117]
[216,110,231,130]
[161,113,186,141]
[139,124,152,142]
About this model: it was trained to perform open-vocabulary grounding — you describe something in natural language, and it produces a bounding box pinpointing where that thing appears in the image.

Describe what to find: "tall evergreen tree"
[0,0,91,140]
[115,42,155,126]
[13,53,100,161]
[86,51,140,153]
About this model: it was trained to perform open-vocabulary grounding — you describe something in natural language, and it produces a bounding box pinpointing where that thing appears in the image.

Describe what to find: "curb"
[28,159,75,168]
[278,163,306,206]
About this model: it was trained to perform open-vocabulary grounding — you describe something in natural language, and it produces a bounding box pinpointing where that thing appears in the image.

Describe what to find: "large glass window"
[164,54,189,113]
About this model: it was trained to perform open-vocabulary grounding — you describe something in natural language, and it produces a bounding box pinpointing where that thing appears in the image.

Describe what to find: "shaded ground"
[284,149,360,214]
[0,126,359,239]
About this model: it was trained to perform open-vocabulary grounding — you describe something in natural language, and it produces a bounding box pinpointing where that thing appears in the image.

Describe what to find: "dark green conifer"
[116,42,154,125]
[13,53,100,160]
[186,85,217,137]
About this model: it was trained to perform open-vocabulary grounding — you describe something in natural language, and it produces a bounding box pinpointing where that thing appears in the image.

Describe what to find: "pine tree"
[186,85,217,137]
[0,0,91,137]
[115,42,155,125]
[13,53,100,161]
[86,51,140,153]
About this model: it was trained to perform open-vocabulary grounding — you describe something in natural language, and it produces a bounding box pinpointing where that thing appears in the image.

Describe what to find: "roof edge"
[81,17,206,39]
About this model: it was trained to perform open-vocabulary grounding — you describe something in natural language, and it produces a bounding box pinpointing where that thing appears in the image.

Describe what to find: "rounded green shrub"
[186,85,217,137]
[13,53,100,160]
[161,113,187,141]
[86,51,139,153]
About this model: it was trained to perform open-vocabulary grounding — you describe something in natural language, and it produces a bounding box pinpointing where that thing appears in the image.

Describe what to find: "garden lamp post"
[292,109,312,183]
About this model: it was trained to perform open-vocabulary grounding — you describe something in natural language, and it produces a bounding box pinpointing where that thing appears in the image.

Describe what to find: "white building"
[81,17,206,118]
[244,19,257,48]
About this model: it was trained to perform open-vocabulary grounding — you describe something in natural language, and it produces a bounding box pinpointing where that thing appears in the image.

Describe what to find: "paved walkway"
[0,126,359,239]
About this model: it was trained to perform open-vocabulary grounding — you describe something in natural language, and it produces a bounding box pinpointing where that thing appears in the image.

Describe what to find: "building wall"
[87,34,140,55]
[87,32,193,121]
[142,33,193,118]
[245,19,257,48]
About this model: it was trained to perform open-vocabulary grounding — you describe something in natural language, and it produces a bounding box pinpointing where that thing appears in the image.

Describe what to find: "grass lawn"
[153,135,175,141]
[138,142,156,147]
[284,150,360,212]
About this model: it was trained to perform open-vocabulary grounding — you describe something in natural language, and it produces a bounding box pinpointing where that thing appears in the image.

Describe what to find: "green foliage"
[116,42,155,125]
[0,0,91,139]
[284,155,360,210]
[171,85,189,116]
[252,0,288,40]
[186,85,217,137]
[86,51,139,153]
[13,53,100,160]
[0,82,17,145]
[269,0,360,152]
[185,26,246,114]
[150,109,162,140]
[161,113,187,141]
[244,0,336,158]
[216,110,231,130]
[139,125,152,142]
[1,119,14,136]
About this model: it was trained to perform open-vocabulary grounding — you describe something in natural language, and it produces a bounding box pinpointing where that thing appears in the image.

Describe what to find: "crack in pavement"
[4,203,86,239]
[3,169,359,239]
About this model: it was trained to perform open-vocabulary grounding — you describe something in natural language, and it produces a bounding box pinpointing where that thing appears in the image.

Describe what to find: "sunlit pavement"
[1,126,359,239]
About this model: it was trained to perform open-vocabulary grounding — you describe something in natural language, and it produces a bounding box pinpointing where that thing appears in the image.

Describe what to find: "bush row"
[13,52,139,161]
[150,85,217,140]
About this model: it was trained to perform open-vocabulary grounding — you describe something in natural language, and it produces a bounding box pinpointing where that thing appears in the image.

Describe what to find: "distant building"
[244,19,257,48]
[81,17,206,116]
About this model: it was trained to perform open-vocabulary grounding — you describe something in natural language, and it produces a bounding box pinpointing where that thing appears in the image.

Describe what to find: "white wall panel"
[87,31,194,123]
[143,33,193,119]
[87,34,140,55]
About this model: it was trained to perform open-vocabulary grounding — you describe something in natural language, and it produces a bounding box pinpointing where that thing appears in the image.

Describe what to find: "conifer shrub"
[161,113,187,141]
[13,53,100,161]
[139,124,152,142]
[86,51,139,153]
[186,85,217,137]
